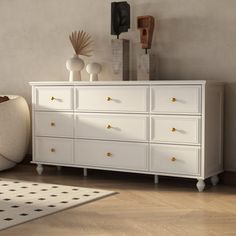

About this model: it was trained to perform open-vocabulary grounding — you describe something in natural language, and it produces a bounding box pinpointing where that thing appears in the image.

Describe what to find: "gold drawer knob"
[171,97,176,102]
[171,127,176,132]
[107,124,112,129]
[51,96,55,101]
[50,148,56,153]
[106,152,112,157]
[51,122,55,127]
[107,97,112,101]
[171,157,176,162]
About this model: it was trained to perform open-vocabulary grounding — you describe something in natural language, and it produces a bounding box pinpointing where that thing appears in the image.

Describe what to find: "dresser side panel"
[204,84,224,178]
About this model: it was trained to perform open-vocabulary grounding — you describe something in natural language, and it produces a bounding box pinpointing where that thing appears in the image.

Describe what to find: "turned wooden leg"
[211,175,219,186]
[36,164,43,175]
[196,179,206,192]
[56,166,62,171]
[83,168,87,177]
[154,175,159,184]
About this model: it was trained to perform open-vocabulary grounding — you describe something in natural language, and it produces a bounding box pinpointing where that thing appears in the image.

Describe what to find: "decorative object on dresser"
[137,16,154,52]
[137,15,155,80]
[86,62,102,81]
[0,95,30,171]
[0,178,114,230]
[66,31,93,82]
[30,80,224,192]
[111,1,130,39]
[111,1,130,81]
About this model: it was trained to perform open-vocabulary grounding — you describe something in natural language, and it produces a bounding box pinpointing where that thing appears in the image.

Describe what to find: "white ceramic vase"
[86,62,102,82]
[66,54,85,82]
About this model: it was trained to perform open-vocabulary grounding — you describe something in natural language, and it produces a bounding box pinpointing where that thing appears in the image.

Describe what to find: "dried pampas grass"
[69,30,93,56]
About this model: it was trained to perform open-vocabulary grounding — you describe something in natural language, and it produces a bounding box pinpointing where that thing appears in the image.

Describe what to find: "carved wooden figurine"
[111,1,130,39]
[137,15,155,80]
[137,16,155,52]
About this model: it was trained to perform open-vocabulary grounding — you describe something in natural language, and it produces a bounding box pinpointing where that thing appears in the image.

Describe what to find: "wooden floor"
[0,164,235,236]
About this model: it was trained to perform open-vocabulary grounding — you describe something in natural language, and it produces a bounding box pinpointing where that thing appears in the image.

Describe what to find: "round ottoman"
[0,96,30,170]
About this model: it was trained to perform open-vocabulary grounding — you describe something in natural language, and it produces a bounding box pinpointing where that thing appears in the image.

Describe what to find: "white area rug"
[0,178,114,230]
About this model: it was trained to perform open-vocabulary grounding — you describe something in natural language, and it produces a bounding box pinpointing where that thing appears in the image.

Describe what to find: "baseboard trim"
[21,154,32,164]
[220,171,236,186]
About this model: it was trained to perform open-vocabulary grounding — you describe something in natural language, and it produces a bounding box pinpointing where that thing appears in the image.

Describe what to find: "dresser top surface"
[29,80,223,86]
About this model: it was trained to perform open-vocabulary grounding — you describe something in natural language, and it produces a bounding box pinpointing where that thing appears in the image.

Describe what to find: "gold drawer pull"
[107,124,112,129]
[106,152,112,157]
[107,97,112,101]
[51,122,55,127]
[51,96,55,101]
[50,148,56,153]
[171,97,176,102]
[171,157,176,162]
[171,127,176,132]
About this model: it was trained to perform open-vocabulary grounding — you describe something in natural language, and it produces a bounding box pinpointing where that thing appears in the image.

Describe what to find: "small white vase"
[66,54,85,82]
[86,62,102,82]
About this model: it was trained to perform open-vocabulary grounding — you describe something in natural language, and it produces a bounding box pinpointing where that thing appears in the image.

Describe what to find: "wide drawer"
[35,112,74,138]
[75,114,148,142]
[74,140,148,171]
[35,137,73,164]
[75,86,148,112]
[151,115,201,145]
[151,86,201,114]
[150,144,200,176]
[34,86,73,111]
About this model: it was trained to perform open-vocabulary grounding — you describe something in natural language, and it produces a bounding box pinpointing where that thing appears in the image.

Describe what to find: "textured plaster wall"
[0,0,235,170]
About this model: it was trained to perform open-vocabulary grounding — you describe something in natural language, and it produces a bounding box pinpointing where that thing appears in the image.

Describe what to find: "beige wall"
[0,0,235,170]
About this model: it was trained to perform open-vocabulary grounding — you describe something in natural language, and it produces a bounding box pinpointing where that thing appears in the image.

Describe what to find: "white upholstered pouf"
[0,96,30,170]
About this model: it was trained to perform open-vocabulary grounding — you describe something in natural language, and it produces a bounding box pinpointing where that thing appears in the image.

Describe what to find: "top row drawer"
[151,86,201,114]
[34,85,201,114]
[35,87,74,111]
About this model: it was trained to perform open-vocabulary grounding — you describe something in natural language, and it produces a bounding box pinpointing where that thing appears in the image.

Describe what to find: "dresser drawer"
[151,86,201,114]
[75,86,148,112]
[150,144,200,176]
[75,140,148,171]
[75,114,148,142]
[151,115,201,145]
[35,137,73,164]
[35,87,73,111]
[35,112,74,138]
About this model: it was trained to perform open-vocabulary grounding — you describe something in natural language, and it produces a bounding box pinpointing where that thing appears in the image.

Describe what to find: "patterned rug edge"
[1,192,117,232]
[0,178,117,231]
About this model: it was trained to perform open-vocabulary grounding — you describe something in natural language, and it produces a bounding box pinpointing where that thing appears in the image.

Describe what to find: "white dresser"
[30,80,224,192]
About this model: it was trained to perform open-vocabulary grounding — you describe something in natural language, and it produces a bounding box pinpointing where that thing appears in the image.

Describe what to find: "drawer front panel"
[75,86,148,112]
[75,114,148,141]
[35,112,74,138]
[151,116,201,145]
[151,86,201,114]
[35,137,73,164]
[35,87,73,111]
[75,140,148,171]
[150,144,200,176]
